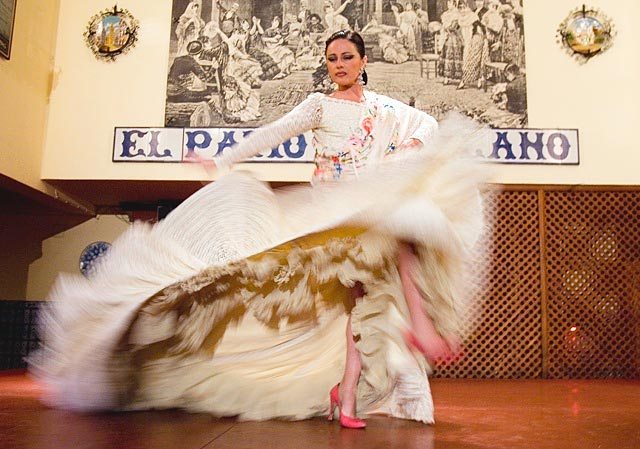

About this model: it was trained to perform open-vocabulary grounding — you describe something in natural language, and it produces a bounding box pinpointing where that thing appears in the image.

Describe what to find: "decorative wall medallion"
[84,5,139,61]
[557,5,615,62]
[79,241,111,277]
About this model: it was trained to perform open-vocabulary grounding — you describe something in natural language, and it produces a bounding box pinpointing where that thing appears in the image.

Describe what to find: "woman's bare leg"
[398,242,456,361]
[338,314,361,418]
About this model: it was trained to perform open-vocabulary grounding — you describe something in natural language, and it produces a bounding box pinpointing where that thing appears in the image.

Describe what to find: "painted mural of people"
[167,40,209,101]
[509,0,523,16]
[380,31,410,64]
[439,0,463,84]
[294,32,324,70]
[175,0,205,55]
[457,2,479,48]
[391,2,422,60]
[497,4,524,67]
[458,22,489,90]
[163,0,528,128]
[416,2,430,23]
[297,0,312,33]
[225,24,264,88]
[284,13,304,38]
[434,0,449,21]
[503,63,526,115]
[193,18,262,125]
[324,0,353,35]
[308,13,326,33]
[361,18,409,64]
[200,20,230,92]
[216,0,241,36]
[221,74,261,122]
[509,0,525,47]
[262,16,296,78]
[474,0,488,20]
[246,17,282,80]
[481,0,503,61]
[415,4,430,51]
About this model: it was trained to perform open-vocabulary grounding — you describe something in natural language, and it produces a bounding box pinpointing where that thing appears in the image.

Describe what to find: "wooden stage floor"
[1,373,638,449]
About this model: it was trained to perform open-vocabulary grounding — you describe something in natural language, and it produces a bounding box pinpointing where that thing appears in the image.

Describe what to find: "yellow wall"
[0,0,60,193]
[22,0,640,298]
[504,0,640,185]
[40,0,640,185]
[26,215,130,300]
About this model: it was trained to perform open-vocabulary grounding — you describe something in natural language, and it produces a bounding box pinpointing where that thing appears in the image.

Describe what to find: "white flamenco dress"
[31,91,488,423]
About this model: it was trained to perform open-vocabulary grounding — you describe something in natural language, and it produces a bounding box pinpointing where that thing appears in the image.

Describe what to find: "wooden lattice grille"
[434,188,640,379]
[434,191,543,378]
[544,191,640,379]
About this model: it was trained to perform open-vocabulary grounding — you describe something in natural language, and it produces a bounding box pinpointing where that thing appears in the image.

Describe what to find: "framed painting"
[164,0,529,129]
[0,0,17,59]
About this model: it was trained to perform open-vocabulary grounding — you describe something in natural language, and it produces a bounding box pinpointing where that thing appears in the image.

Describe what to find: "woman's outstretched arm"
[215,93,323,169]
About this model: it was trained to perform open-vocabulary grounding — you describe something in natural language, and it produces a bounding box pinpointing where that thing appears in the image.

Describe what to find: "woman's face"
[325,38,367,90]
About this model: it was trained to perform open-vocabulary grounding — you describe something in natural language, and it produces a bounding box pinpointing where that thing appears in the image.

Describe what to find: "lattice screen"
[0,301,41,370]
[545,191,640,379]
[434,190,542,378]
[434,189,640,379]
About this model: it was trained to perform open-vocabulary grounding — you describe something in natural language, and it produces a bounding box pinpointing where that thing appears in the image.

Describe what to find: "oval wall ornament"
[84,5,139,61]
[79,241,111,277]
[557,5,615,62]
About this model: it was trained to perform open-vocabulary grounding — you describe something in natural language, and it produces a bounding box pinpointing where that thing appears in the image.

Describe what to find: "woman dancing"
[212,30,460,427]
[32,31,486,428]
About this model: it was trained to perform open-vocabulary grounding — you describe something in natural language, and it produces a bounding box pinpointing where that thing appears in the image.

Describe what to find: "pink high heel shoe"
[328,384,366,429]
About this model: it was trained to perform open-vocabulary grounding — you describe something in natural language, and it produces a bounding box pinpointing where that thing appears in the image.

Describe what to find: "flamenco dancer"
[32,31,487,429]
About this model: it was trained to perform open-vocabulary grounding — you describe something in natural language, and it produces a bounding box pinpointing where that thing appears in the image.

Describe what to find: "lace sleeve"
[215,93,323,169]
[378,94,438,147]
[407,110,438,144]
[394,100,438,145]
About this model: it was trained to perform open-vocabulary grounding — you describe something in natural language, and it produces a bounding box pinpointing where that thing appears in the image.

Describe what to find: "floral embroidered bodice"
[312,95,386,182]
[215,91,438,182]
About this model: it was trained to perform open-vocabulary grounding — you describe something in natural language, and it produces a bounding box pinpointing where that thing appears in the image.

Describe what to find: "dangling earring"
[358,68,365,85]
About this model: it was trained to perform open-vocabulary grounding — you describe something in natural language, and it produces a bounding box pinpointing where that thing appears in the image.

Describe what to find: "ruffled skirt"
[30,116,489,423]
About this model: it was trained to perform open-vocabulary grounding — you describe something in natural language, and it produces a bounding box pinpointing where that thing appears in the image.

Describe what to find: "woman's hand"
[398,138,422,151]
[185,154,217,182]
